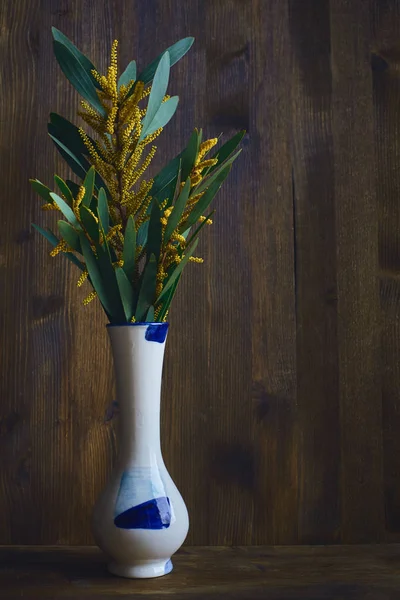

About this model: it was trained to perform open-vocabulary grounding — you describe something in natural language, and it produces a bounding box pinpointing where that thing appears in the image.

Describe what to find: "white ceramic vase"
[92,323,189,579]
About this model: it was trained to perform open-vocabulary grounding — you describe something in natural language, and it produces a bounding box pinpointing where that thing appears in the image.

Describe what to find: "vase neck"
[108,324,169,463]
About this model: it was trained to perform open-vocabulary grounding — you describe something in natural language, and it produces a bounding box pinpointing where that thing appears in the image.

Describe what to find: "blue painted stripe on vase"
[114,496,171,529]
[164,559,173,574]
[145,323,169,343]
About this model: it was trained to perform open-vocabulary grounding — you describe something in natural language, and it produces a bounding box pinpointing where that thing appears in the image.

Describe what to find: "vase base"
[108,558,173,579]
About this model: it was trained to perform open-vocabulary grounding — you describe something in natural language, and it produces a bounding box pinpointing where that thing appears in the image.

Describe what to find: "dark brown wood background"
[1,0,400,546]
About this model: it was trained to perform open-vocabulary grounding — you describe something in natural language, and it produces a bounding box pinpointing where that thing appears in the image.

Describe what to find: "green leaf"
[145,305,155,322]
[210,130,245,173]
[137,37,194,86]
[181,165,231,231]
[66,179,81,198]
[49,116,108,192]
[181,129,199,181]
[123,215,136,282]
[157,272,181,322]
[95,240,126,323]
[51,27,101,90]
[141,96,179,140]
[164,177,191,242]
[49,133,89,180]
[53,40,105,116]
[32,223,59,246]
[82,166,95,207]
[65,252,85,270]
[157,238,199,303]
[97,188,109,233]
[135,254,157,321]
[115,267,135,321]
[197,128,203,151]
[54,175,74,205]
[137,220,149,247]
[80,205,99,243]
[32,223,84,270]
[139,52,170,142]
[30,179,52,203]
[79,234,113,315]
[172,161,182,204]
[151,156,180,202]
[194,149,241,196]
[118,60,136,89]
[147,200,162,261]
[58,220,82,252]
[49,113,90,157]
[50,192,79,227]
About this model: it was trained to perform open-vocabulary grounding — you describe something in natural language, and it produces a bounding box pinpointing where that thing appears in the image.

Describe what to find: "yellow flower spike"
[50,240,68,257]
[78,112,106,136]
[106,104,118,135]
[164,208,172,219]
[190,173,202,187]
[189,256,204,263]
[160,217,167,226]
[197,138,218,162]
[134,191,152,222]
[162,311,169,322]
[142,127,163,146]
[73,185,86,218]
[91,69,108,91]
[121,145,143,188]
[80,100,101,119]
[122,107,140,144]
[79,129,115,184]
[110,40,118,70]
[99,134,115,162]
[120,81,145,121]
[198,215,213,225]
[119,80,136,103]
[125,146,157,190]
[197,158,218,170]
[42,203,57,211]
[130,315,136,323]
[106,224,123,243]
[86,207,99,223]
[77,270,89,287]
[185,192,205,211]
[83,291,97,305]
[154,306,162,320]
[140,86,151,100]
[78,129,101,162]
[171,233,187,245]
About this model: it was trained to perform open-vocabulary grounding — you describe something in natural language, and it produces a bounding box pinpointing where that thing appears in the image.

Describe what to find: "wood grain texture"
[249,0,298,545]
[0,0,400,545]
[289,0,340,544]
[1,545,400,599]
[371,0,400,541]
[331,0,384,543]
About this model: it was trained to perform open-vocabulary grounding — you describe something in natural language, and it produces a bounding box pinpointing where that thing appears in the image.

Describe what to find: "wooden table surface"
[0,545,399,599]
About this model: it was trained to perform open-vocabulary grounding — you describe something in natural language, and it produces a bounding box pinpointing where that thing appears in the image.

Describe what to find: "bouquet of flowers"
[31,29,244,324]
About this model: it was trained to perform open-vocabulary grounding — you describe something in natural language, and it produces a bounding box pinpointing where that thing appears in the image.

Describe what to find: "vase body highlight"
[92,323,189,579]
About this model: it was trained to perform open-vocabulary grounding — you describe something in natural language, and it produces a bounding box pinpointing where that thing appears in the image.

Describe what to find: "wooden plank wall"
[0,0,399,545]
